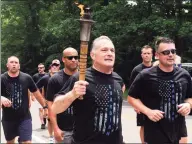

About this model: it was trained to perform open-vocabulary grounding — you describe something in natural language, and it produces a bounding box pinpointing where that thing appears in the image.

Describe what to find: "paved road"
[1,100,192,143]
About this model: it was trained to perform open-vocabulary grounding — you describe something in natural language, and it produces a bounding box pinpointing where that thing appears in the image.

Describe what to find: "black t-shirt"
[33,73,46,93]
[36,74,51,98]
[128,66,192,143]
[129,63,152,87]
[57,67,124,144]
[46,69,73,131]
[1,72,37,121]
[32,73,46,83]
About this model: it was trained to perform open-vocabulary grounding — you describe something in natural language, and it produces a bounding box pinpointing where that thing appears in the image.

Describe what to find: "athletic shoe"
[41,124,46,129]
[49,136,55,143]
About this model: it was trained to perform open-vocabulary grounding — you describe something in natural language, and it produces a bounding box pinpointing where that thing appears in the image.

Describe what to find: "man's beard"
[67,65,78,72]
[10,68,19,73]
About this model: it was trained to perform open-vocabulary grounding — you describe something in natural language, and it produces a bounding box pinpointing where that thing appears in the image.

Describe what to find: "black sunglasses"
[64,56,78,60]
[159,49,176,55]
[51,63,60,67]
[38,67,44,69]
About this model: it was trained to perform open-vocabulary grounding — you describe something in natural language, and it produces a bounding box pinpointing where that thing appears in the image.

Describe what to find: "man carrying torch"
[51,6,125,144]
[52,34,125,144]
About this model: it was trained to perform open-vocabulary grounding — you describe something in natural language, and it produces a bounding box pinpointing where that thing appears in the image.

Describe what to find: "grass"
[123,89,128,100]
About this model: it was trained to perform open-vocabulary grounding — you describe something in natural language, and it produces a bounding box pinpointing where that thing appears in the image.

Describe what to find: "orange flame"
[75,2,84,17]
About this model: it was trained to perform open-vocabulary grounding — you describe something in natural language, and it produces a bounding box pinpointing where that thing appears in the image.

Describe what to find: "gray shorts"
[56,130,73,144]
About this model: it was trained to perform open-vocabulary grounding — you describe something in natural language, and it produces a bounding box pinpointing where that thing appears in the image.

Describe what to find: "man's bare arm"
[127,96,151,115]
[47,101,59,130]
[127,96,164,122]
[47,101,64,141]
[32,90,46,107]
[52,91,77,114]
[52,80,89,114]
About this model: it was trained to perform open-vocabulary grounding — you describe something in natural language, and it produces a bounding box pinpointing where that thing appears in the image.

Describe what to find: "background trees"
[1,0,191,86]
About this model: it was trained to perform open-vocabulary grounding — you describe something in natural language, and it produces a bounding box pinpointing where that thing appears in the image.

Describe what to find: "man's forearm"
[49,111,60,130]
[52,91,76,114]
[33,90,46,107]
[47,101,59,130]
[127,96,151,115]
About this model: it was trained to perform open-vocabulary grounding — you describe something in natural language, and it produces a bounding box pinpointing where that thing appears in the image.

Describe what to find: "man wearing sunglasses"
[33,63,46,83]
[36,59,60,143]
[32,63,47,129]
[52,36,124,144]
[153,54,188,143]
[128,37,192,144]
[46,47,78,143]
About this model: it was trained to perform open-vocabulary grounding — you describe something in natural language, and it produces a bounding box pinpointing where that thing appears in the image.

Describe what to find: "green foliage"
[1,0,192,83]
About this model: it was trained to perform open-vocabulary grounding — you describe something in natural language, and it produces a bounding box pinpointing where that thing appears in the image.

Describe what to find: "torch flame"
[75,2,84,17]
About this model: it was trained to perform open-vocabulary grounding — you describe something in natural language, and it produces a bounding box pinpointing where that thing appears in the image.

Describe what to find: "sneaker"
[49,136,55,144]
[41,124,46,129]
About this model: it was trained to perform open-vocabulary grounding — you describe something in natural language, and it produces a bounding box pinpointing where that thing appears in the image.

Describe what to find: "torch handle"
[79,41,88,100]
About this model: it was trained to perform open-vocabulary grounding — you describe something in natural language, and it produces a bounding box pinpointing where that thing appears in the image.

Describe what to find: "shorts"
[180,119,187,137]
[2,119,32,142]
[137,113,145,126]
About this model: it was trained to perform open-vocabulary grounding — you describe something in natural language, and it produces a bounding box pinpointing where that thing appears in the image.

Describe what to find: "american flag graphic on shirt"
[6,82,23,110]
[65,106,73,115]
[94,84,121,136]
[159,80,182,122]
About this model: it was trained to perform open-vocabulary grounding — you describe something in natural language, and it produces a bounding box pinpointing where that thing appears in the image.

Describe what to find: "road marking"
[32,134,46,143]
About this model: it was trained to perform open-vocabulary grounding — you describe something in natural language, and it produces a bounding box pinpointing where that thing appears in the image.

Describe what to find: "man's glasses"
[64,56,78,60]
[51,63,60,67]
[38,67,44,69]
[159,49,176,55]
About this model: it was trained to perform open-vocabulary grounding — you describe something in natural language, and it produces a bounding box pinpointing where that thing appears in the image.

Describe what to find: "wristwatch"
[43,106,48,109]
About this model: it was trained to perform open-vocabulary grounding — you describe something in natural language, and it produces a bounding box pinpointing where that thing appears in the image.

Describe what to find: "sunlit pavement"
[1,101,192,143]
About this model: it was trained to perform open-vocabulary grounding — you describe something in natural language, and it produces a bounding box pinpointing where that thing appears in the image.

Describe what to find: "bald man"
[46,47,79,143]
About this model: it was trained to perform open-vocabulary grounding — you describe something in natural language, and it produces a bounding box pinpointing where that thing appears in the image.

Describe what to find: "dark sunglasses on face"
[52,63,60,67]
[159,49,176,55]
[64,56,78,60]
[38,67,44,69]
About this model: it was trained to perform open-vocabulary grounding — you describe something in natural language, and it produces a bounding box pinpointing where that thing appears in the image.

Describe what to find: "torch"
[77,4,95,100]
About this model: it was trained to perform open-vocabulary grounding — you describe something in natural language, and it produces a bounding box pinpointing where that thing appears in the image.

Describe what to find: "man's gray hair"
[91,36,114,52]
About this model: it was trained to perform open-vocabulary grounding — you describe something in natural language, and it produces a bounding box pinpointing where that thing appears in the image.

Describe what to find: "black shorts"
[2,119,32,142]
[137,113,145,126]
[180,119,187,137]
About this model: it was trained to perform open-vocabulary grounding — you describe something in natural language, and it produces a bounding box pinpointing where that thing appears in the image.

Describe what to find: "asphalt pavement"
[1,100,192,143]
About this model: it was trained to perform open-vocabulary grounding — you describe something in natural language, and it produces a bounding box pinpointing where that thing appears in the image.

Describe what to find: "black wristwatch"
[43,106,48,109]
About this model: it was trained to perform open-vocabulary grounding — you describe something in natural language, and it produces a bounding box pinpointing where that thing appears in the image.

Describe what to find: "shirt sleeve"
[32,74,37,82]
[36,77,45,89]
[54,75,78,99]
[129,68,139,87]
[28,75,38,93]
[185,74,192,99]
[1,75,6,96]
[46,77,58,101]
[128,72,143,99]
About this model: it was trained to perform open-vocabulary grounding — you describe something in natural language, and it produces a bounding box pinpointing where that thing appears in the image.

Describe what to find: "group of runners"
[1,36,192,144]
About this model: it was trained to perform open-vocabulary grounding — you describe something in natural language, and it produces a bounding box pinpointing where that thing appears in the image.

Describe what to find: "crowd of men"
[1,36,192,144]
